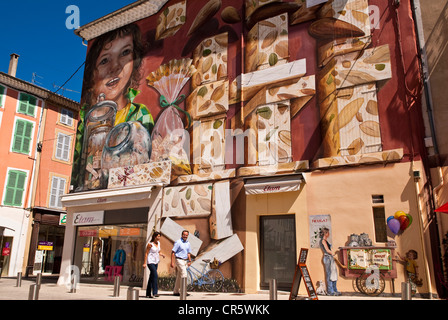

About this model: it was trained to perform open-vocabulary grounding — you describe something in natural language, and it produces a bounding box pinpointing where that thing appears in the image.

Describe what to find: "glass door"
[260,215,297,290]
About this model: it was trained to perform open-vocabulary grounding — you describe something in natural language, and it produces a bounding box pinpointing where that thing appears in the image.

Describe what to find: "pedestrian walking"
[171,230,192,296]
[143,231,165,298]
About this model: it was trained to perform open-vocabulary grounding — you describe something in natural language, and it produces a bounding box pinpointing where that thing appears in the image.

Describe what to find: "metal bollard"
[16,272,22,287]
[127,287,139,300]
[269,279,278,300]
[28,284,39,300]
[69,274,77,293]
[113,276,121,297]
[180,277,187,300]
[36,273,42,288]
[401,282,412,300]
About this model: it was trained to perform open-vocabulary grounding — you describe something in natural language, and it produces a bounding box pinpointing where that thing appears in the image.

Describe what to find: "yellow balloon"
[394,211,406,219]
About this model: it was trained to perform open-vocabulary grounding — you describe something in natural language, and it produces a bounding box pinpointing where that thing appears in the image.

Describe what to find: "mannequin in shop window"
[113,245,126,266]
[92,238,102,280]
[319,228,342,296]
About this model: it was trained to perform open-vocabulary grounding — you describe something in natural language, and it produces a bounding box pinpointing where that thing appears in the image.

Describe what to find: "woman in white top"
[143,231,165,298]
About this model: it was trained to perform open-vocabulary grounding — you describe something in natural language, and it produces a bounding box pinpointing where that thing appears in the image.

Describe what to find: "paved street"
[0,276,435,301]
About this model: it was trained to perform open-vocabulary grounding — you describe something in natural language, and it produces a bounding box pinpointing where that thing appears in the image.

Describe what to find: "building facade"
[0,56,79,277]
[58,0,445,298]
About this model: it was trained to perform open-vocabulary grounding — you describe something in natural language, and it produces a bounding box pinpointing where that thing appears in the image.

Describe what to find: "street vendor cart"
[338,246,397,296]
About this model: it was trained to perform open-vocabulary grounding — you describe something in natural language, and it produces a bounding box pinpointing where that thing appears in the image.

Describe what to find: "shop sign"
[59,213,67,225]
[79,229,98,237]
[244,175,302,195]
[73,211,104,226]
[2,247,10,256]
[38,241,53,251]
[119,228,141,237]
[348,249,392,270]
[99,228,118,237]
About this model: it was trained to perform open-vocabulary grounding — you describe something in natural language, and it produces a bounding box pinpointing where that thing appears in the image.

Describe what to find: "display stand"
[289,248,318,300]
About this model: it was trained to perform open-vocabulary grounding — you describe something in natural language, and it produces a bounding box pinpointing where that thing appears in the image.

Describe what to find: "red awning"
[435,202,448,213]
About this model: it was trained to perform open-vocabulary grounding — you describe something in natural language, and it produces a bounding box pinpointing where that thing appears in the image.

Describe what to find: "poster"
[309,215,331,248]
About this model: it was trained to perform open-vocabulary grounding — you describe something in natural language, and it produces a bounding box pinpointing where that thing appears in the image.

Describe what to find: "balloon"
[387,216,394,223]
[387,218,401,235]
[407,214,413,227]
[394,211,406,219]
[398,215,410,230]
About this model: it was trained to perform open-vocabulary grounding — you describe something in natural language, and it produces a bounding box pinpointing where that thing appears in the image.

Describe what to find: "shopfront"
[243,174,307,293]
[27,210,66,276]
[58,185,162,287]
[72,209,148,285]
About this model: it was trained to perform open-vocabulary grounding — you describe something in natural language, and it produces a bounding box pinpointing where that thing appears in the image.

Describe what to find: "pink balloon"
[387,218,401,234]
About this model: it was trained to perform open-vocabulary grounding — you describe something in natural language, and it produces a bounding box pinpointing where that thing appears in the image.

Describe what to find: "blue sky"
[0,1,134,102]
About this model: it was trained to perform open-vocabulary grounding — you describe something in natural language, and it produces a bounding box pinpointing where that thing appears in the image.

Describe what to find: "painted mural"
[70,0,406,288]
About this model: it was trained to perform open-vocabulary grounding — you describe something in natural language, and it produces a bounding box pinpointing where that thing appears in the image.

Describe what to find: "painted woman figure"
[72,23,154,190]
[319,228,341,296]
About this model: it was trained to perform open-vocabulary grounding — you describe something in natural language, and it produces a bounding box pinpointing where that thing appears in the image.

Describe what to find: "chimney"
[8,53,20,77]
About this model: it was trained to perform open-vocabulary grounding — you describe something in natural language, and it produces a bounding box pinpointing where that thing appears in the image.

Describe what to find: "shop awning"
[244,175,303,195]
[435,202,448,213]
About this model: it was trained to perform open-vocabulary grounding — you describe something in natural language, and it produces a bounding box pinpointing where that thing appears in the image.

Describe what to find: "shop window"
[11,118,34,154]
[3,169,27,207]
[74,224,147,285]
[372,206,387,243]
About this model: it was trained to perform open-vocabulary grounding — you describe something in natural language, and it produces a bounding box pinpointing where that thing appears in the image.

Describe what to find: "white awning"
[244,175,303,195]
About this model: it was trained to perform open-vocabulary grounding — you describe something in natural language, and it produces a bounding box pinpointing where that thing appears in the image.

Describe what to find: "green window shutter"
[12,119,33,154]
[4,170,27,206]
[0,85,5,107]
[18,93,37,116]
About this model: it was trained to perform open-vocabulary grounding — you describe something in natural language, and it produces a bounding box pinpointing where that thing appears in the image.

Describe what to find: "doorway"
[260,215,297,290]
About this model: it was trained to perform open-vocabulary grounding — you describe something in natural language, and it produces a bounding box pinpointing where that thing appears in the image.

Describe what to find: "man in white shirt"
[171,230,192,296]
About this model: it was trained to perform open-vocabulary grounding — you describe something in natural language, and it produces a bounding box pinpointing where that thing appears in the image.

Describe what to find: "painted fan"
[147,58,196,104]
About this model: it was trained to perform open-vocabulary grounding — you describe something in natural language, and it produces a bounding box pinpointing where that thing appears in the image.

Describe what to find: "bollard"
[127,287,139,300]
[36,273,42,289]
[401,282,412,300]
[269,279,278,300]
[16,272,22,287]
[69,274,77,293]
[180,277,187,300]
[113,276,121,297]
[28,284,39,300]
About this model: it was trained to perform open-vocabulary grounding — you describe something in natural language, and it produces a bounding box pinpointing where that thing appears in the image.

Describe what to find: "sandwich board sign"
[289,248,318,300]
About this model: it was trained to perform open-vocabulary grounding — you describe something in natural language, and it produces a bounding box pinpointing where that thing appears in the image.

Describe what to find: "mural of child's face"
[92,34,134,109]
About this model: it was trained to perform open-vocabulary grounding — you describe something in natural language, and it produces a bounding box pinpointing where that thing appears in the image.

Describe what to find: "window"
[60,108,74,127]
[55,132,72,162]
[0,85,5,108]
[12,118,34,154]
[18,93,37,116]
[3,169,27,207]
[372,207,387,242]
[372,194,384,204]
[49,176,66,208]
